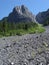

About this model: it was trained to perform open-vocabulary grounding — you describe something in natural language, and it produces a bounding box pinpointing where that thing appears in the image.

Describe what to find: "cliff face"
[8,5,36,23]
[36,9,49,25]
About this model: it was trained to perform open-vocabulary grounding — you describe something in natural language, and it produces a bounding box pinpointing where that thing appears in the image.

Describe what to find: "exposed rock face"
[36,9,49,24]
[8,5,36,22]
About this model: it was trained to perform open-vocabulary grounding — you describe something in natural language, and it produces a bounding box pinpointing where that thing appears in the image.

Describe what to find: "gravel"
[0,26,49,65]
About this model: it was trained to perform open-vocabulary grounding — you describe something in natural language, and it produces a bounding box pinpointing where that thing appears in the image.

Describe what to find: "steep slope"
[8,5,36,23]
[36,9,49,25]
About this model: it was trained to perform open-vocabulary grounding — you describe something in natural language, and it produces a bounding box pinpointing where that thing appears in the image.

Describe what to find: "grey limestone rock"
[8,5,36,23]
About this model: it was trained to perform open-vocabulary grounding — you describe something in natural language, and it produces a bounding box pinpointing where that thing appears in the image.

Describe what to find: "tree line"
[0,18,38,36]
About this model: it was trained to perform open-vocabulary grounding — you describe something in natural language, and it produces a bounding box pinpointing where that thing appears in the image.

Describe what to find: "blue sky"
[0,0,49,19]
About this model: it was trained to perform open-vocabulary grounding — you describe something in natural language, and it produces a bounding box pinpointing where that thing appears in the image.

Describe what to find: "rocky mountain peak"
[47,9,49,11]
[8,5,36,22]
[36,8,49,25]
[13,6,21,13]
[13,5,30,15]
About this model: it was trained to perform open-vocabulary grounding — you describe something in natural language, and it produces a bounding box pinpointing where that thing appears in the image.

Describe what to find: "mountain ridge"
[1,5,36,23]
[36,9,49,25]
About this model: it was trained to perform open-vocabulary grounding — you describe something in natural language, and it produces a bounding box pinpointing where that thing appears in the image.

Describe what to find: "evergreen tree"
[2,19,8,34]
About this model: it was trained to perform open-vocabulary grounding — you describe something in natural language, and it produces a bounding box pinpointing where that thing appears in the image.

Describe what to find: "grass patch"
[0,26,45,37]
[28,24,45,34]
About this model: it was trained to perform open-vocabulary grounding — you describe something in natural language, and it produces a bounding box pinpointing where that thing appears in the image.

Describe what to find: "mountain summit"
[8,5,36,22]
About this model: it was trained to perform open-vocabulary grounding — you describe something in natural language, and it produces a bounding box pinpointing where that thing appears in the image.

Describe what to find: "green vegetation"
[0,19,45,37]
[43,17,49,26]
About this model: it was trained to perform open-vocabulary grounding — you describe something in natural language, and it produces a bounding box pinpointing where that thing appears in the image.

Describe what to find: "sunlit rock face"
[8,5,36,23]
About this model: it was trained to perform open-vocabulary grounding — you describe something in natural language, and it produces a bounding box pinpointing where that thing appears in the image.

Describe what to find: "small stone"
[39,62,44,65]
[36,36,38,38]
[11,62,14,65]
